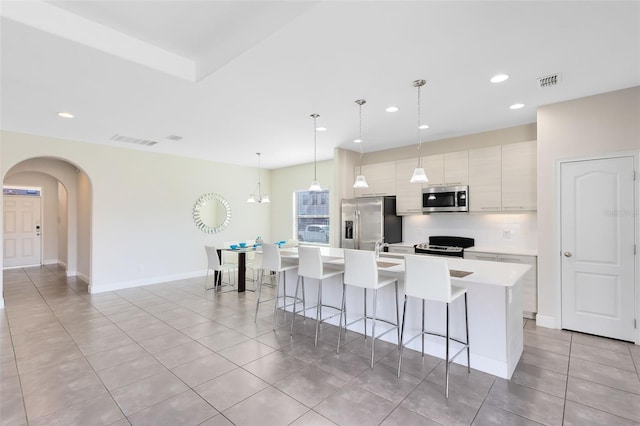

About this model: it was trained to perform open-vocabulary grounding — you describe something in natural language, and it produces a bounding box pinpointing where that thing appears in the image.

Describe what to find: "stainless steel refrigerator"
[341,196,402,250]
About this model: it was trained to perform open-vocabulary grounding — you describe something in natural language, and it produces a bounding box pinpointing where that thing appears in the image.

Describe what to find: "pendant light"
[309,113,322,191]
[410,79,429,183]
[353,99,369,189]
[247,152,270,203]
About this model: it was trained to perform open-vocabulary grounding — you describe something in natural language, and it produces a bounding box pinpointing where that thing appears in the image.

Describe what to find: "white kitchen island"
[279,247,530,379]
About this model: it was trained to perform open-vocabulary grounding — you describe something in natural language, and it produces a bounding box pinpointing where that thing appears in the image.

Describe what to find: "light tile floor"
[1,265,640,425]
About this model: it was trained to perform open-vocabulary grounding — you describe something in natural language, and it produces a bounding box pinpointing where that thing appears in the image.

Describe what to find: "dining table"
[219,246,257,292]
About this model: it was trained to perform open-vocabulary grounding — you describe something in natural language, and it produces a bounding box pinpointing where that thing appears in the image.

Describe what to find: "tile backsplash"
[403,212,537,249]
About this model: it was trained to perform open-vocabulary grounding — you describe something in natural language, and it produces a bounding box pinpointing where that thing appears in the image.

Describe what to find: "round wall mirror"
[193,193,231,234]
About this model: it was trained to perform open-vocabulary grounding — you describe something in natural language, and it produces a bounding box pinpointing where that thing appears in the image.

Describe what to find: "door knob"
[563,251,572,257]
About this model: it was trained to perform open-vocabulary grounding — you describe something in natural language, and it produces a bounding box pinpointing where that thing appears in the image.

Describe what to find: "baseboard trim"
[535,314,557,329]
[88,270,205,294]
[43,258,59,265]
[76,273,90,285]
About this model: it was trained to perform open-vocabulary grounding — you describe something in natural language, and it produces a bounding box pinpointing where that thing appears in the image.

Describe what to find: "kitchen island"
[279,247,530,379]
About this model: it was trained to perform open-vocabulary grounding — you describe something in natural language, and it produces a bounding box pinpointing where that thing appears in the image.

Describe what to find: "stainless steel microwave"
[422,185,469,213]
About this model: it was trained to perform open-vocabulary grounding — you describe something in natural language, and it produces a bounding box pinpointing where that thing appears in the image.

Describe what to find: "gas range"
[414,236,475,258]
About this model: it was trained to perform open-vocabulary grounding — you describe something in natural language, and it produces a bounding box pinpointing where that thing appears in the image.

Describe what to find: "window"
[294,189,330,244]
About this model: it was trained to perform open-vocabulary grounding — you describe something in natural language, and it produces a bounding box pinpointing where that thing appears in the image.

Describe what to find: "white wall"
[1,131,271,295]
[57,182,68,267]
[76,170,91,282]
[537,86,640,329]
[270,160,333,243]
[404,213,537,249]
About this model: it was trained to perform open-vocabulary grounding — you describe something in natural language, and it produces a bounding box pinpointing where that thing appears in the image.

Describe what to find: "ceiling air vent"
[166,135,183,141]
[109,134,158,146]
[537,73,561,88]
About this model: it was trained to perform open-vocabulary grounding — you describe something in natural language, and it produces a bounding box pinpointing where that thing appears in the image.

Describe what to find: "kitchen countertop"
[286,247,531,288]
[466,246,538,256]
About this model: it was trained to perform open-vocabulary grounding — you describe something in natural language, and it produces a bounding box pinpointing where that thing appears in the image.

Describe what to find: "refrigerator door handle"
[354,209,360,250]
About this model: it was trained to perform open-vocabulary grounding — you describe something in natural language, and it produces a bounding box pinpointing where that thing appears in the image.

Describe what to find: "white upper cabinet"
[354,161,396,197]
[501,141,537,211]
[443,150,469,186]
[422,154,444,187]
[395,158,423,215]
[468,145,502,212]
[422,151,468,187]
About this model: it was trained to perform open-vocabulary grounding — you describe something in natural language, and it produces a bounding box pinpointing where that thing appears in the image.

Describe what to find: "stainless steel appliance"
[422,185,469,213]
[341,196,402,251]
[414,236,475,258]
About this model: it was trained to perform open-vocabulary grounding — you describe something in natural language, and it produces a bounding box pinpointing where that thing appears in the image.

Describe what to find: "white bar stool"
[254,243,299,329]
[337,249,400,367]
[291,246,344,345]
[397,255,470,398]
[204,246,236,292]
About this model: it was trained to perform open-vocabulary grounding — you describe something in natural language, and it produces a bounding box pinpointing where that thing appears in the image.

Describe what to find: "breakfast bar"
[279,247,530,379]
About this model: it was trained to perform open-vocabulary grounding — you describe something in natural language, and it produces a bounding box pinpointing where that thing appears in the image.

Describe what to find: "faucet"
[374,237,384,259]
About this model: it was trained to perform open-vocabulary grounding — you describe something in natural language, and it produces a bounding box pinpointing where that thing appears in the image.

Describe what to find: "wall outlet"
[503,229,512,239]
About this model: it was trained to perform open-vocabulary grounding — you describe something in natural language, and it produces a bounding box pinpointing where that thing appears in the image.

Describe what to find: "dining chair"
[291,246,344,345]
[397,255,470,398]
[254,243,300,328]
[337,249,400,367]
[204,245,236,292]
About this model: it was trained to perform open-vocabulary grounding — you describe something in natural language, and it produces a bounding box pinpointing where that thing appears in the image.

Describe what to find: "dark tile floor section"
[1,265,640,425]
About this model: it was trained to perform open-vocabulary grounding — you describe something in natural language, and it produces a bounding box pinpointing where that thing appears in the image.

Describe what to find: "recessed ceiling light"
[316,127,327,131]
[57,112,74,118]
[354,138,363,143]
[385,106,399,113]
[418,124,429,129]
[510,103,525,110]
[490,74,509,83]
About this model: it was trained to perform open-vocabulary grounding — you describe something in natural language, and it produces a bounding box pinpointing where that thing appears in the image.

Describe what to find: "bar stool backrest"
[404,255,452,303]
[343,249,378,289]
[205,246,222,271]
[261,243,281,272]
[298,246,323,279]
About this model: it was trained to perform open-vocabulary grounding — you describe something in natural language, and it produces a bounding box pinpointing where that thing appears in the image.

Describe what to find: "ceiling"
[1,1,639,169]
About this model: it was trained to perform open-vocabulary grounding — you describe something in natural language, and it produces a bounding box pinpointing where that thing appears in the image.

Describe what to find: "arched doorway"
[2,157,92,291]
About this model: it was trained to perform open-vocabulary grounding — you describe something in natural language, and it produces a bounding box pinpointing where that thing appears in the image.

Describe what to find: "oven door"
[422,185,468,213]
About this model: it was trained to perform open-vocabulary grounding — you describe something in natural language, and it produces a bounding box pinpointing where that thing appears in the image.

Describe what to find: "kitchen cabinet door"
[444,150,469,185]
[395,158,423,215]
[464,252,498,261]
[498,254,537,317]
[422,154,444,187]
[468,146,502,212]
[372,161,396,195]
[502,141,537,211]
[354,161,396,197]
[466,250,538,318]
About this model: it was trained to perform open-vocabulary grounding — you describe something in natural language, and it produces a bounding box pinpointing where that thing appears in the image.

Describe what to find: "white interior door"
[561,156,636,341]
[3,195,42,268]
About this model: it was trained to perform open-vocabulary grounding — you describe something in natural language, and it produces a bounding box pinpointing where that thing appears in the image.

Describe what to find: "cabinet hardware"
[481,207,500,210]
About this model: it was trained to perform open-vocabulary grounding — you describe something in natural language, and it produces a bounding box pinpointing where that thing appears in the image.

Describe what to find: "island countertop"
[284,247,531,288]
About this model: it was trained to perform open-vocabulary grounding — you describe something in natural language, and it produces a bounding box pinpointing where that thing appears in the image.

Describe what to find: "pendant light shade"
[247,153,270,203]
[353,174,369,188]
[309,113,322,192]
[410,167,429,183]
[352,99,369,189]
[410,79,429,184]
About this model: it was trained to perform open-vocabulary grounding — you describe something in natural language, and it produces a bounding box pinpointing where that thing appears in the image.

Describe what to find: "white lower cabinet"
[465,251,537,318]
[387,245,415,254]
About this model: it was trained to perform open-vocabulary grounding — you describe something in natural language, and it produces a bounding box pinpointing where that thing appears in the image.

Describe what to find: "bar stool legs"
[397,292,470,399]
[337,282,400,368]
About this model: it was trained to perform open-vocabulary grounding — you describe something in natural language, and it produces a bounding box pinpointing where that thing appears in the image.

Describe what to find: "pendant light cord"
[413,79,426,168]
[357,100,365,173]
